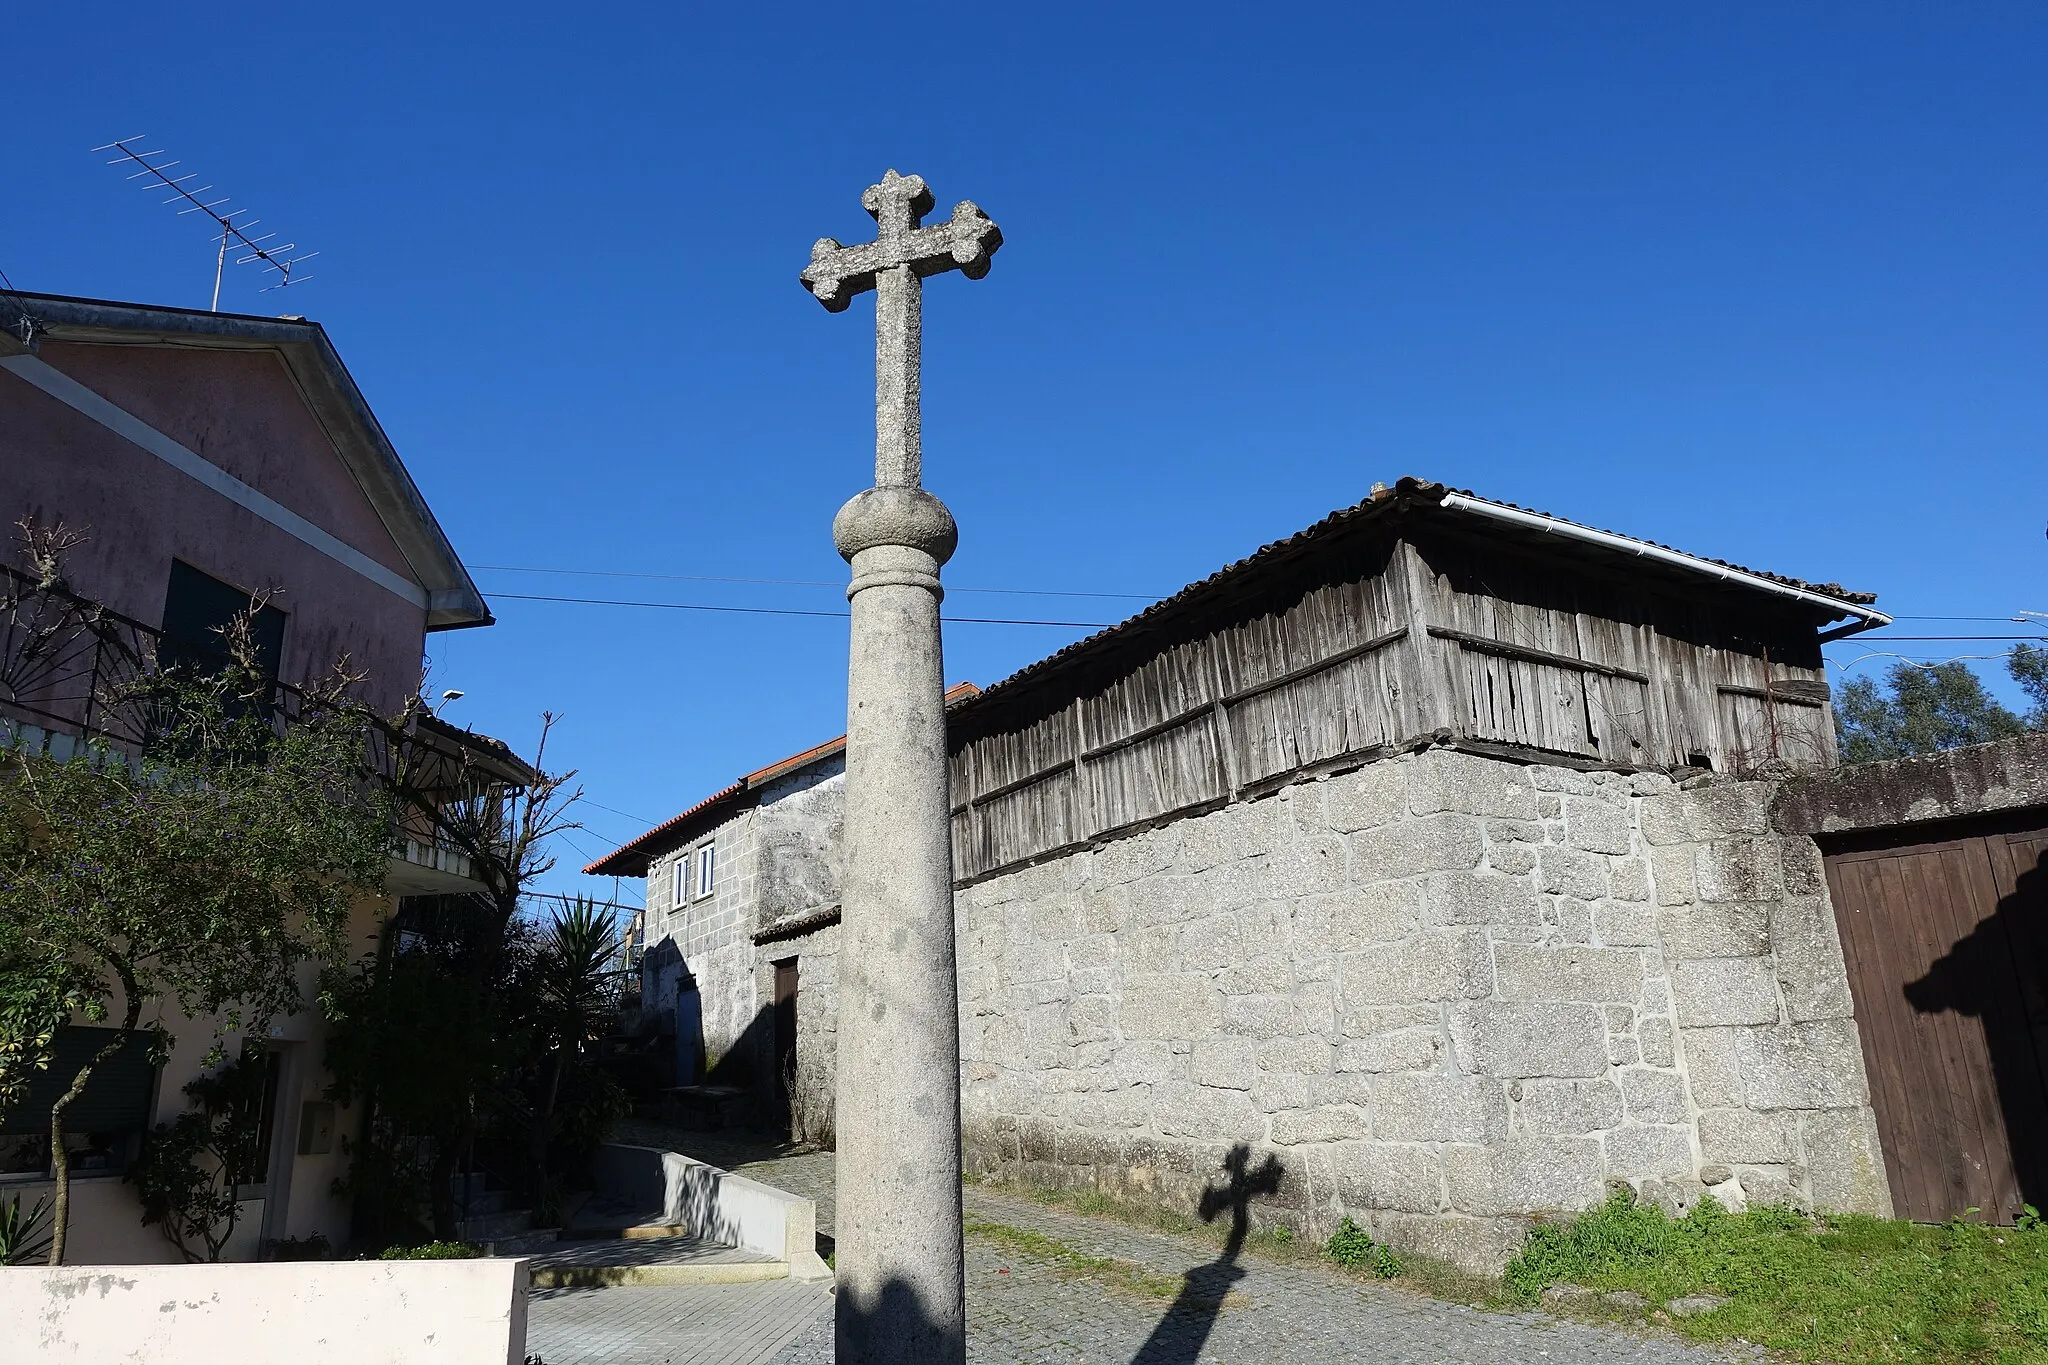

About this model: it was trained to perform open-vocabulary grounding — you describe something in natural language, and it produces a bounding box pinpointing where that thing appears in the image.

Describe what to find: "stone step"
[557,1222,691,1242]
[486,1227,562,1257]
[457,1188,515,1217]
[457,1208,535,1241]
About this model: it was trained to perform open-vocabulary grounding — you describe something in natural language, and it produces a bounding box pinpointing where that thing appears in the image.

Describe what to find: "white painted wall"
[1,1258,530,1364]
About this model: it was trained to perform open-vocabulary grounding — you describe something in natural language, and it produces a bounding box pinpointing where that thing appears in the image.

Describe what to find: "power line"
[577,797,657,825]
[487,591,1115,628]
[470,563,1159,602]
[1828,635,2046,643]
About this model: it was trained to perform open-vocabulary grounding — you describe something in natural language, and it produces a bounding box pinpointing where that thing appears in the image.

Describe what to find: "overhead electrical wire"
[485,591,1117,628]
[471,563,1158,601]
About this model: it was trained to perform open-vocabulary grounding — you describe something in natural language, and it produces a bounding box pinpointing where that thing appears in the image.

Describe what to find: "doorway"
[1824,813,2048,1222]
[772,958,799,1119]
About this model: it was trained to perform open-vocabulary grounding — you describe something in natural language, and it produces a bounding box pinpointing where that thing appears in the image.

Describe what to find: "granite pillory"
[803,170,1001,1365]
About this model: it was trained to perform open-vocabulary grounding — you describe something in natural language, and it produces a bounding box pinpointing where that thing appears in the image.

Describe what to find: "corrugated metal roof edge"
[948,476,1879,725]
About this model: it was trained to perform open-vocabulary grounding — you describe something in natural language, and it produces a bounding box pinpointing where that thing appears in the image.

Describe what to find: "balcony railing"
[0,562,531,892]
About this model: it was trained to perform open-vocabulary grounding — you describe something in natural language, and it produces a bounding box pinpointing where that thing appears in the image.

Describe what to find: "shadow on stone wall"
[1903,844,2048,1216]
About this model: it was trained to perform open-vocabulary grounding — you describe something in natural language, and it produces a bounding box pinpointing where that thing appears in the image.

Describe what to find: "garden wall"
[0,1257,530,1364]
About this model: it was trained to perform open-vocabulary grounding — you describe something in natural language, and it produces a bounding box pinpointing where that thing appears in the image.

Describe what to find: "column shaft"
[834,542,964,1364]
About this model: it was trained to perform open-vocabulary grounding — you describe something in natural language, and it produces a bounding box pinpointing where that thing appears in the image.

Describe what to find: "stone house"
[592,478,2048,1268]
[591,685,980,1116]
[0,291,529,1260]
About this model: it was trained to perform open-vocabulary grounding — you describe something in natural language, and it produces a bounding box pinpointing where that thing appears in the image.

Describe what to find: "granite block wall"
[955,747,1892,1271]
[643,805,758,1077]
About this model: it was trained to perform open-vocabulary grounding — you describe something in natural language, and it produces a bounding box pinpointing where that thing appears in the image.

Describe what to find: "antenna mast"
[93,136,318,310]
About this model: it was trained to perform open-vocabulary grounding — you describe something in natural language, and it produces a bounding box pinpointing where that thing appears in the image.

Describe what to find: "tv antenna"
[93,136,317,311]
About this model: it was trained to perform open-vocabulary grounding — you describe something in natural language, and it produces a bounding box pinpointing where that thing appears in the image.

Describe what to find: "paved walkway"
[533,1125,1750,1365]
[526,1278,831,1365]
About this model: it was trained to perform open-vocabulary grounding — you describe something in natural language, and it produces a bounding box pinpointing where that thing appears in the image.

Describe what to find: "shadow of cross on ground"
[1128,1143,1284,1365]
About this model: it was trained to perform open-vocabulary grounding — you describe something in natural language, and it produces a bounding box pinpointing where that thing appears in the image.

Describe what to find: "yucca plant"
[0,1192,55,1266]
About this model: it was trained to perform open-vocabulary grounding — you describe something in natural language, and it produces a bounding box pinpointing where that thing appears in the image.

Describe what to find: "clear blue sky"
[7,4,2045,898]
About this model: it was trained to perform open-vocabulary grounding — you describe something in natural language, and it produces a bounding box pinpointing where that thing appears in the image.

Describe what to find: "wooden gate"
[1824,816,2048,1223]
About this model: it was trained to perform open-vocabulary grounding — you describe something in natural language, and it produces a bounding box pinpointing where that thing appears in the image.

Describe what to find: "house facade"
[591,687,980,1128]
[0,291,523,1261]
[594,478,2047,1268]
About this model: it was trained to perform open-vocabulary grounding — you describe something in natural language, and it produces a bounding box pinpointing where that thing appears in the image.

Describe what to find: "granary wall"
[954,745,1891,1272]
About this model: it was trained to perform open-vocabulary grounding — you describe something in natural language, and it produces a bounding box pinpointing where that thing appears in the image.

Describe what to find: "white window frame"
[671,854,689,909]
[696,844,717,900]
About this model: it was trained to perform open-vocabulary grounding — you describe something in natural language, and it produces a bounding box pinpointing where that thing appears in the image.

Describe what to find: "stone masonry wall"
[643,805,759,1077]
[955,746,1892,1272]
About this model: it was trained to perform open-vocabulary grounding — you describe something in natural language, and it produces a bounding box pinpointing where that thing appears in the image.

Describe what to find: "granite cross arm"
[799,171,1003,310]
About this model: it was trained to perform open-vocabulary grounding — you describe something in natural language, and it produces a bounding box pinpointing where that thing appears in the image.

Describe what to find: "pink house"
[0,290,519,1260]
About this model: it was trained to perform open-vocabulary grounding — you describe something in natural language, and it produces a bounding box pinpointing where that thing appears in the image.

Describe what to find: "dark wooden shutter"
[159,559,286,685]
[0,1027,158,1135]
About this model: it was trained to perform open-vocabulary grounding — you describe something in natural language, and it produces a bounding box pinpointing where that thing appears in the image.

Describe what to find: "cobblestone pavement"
[609,1126,1751,1365]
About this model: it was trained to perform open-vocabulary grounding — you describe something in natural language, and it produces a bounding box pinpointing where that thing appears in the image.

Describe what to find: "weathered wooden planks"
[949,528,1847,881]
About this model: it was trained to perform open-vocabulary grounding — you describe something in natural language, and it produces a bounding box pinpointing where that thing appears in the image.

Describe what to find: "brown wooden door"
[772,959,799,1105]
[1825,818,2048,1223]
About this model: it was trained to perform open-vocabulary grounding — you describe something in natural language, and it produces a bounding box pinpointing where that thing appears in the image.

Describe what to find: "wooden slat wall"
[1415,538,1833,773]
[949,531,1844,881]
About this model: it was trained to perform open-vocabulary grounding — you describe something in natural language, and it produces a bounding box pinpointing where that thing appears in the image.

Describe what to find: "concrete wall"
[1,1258,529,1364]
[953,747,1890,1271]
[593,1142,829,1277]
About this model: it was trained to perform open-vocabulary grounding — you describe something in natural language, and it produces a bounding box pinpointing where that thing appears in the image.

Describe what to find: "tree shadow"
[1128,1144,1283,1365]
[1902,842,2048,1219]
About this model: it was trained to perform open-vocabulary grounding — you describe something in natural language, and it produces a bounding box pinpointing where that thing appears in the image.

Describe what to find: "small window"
[0,1026,157,1177]
[160,560,287,687]
[696,844,717,899]
[672,855,689,909]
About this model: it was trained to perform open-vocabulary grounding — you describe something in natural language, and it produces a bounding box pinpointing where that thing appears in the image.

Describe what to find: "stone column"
[831,487,965,1363]
[800,170,998,1364]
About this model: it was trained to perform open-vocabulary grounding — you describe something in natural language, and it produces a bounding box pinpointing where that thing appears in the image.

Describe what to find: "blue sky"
[7,3,2045,899]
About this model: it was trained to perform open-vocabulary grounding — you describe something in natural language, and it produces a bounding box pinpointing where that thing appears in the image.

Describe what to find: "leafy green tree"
[0,627,389,1263]
[2011,643,2048,730]
[1836,660,2029,764]
[0,935,97,1128]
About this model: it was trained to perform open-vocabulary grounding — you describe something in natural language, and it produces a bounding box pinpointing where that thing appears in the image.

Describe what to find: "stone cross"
[802,169,1002,490]
[801,170,1000,1365]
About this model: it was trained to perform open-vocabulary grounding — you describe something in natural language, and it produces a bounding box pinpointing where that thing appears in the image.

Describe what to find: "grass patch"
[964,1214,1183,1300]
[1503,1191,2048,1363]
[968,1173,1494,1304]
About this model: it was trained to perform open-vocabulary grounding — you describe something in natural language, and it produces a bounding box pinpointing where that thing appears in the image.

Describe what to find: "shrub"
[1325,1216,1401,1277]
[378,1240,484,1260]
[265,1233,333,1261]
